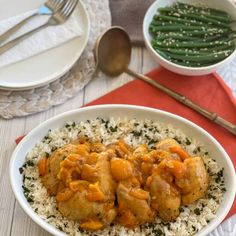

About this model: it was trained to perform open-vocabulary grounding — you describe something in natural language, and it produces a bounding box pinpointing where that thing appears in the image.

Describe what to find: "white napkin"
[0,8,83,68]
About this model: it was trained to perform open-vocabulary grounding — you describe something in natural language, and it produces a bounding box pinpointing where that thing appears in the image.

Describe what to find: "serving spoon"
[94,26,236,136]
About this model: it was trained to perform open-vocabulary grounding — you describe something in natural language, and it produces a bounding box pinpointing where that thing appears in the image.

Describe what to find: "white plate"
[0,0,90,90]
[9,105,236,236]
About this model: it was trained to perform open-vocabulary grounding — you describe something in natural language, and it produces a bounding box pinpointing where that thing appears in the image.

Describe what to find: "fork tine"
[61,0,72,11]
[46,0,63,10]
[62,0,73,13]
[54,0,65,11]
[54,0,64,8]
[64,0,78,17]
[63,0,75,15]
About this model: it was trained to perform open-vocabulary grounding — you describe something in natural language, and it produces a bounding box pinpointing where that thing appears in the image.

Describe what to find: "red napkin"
[16,67,236,219]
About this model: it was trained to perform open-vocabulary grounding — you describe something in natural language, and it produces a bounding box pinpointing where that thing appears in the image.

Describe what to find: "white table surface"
[0,47,235,236]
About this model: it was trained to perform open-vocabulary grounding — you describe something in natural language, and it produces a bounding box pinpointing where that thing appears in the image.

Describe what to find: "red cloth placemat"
[16,67,236,219]
[87,67,236,219]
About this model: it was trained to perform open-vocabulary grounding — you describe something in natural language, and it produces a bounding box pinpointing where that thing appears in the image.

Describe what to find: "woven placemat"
[0,0,111,119]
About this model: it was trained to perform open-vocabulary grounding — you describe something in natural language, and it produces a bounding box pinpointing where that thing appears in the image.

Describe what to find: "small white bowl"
[143,0,236,76]
[9,105,236,236]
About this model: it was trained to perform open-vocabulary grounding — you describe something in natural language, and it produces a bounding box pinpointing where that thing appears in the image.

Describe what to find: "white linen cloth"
[0,9,82,68]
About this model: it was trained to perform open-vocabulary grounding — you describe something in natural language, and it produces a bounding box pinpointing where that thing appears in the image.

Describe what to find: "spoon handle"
[127,68,236,136]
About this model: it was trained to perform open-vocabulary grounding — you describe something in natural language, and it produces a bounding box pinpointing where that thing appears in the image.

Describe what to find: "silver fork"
[0,0,65,45]
[0,0,78,55]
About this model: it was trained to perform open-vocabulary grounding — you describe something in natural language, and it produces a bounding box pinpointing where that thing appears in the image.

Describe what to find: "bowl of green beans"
[143,0,236,76]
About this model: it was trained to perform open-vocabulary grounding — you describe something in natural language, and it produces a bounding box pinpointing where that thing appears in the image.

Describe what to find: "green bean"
[155,49,170,60]
[158,7,176,14]
[151,21,192,27]
[161,35,232,45]
[158,5,231,25]
[155,30,228,38]
[149,25,231,35]
[156,48,208,56]
[170,60,220,67]
[150,23,212,30]
[166,11,230,28]
[159,9,230,24]
[153,34,200,42]
[152,39,234,49]
[149,24,228,32]
[153,15,205,26]
[199,44,235,53]
[150,31,234,45]
[151,22,192,27]
[170,60,217,67]
[175,2,231,18]
[155,46,235,56]
[180,30,230,37]
[153,32,229,41]
[199,35,232,43]
[200,12,231,24]
[157,49,234,62]
[185,35,234,45]
[158,7,231,24]
[155,49,222,67]
[154,44,234,54]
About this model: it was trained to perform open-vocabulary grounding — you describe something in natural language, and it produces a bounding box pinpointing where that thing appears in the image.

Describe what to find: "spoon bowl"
[95,26,131,77]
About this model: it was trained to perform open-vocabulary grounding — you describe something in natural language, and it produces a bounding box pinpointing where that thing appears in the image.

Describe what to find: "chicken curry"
[38,138,209,231]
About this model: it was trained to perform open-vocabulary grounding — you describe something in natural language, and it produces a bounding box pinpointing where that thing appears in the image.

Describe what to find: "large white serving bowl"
[143,0,236,76]
[9,105,236,236]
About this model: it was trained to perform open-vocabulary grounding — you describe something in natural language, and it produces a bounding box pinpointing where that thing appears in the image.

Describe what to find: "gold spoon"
[95,26,236,136]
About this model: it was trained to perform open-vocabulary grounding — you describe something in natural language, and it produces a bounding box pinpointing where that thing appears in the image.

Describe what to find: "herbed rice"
[20,117,226,236]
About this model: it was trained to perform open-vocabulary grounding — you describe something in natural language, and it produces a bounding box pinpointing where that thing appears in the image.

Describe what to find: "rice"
[20,117,226,236]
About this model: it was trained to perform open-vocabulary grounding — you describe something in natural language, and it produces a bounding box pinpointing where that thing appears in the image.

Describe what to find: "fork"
[0,0,65,45]
[0,0,78,55]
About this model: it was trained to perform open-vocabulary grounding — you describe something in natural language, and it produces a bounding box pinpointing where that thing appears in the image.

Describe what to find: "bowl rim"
[9,104,236,236]
[143,0,236,71]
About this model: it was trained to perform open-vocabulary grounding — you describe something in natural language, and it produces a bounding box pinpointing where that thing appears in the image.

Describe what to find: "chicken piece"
[133,144,149,158]
[107,140,131,158]
[151,149,174,163]
[81,164,98,182]
[58,151,117,226]
[154,158,187,182]
[96,152,117,199]
[128,144,149,170]
[156,138,189,161]
[58,190,116,227]
[147,174,181,222]
[42,144,87,195]
[116,182,155,228]
[156,138,180,151]
[175,156,209,205]
[140,149,172,180]
[127,144,150,183]
[156,138,181,161]
[90,142,106,153]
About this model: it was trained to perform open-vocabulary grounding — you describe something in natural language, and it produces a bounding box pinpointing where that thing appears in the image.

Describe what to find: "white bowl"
[143,0,236,76]
[9,105,236,236]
